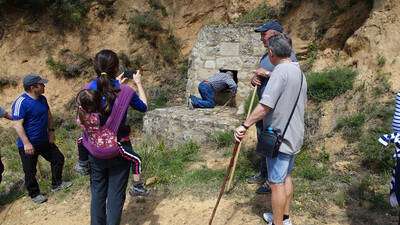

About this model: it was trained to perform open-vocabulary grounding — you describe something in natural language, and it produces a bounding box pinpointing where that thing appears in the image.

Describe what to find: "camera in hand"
[122,69,137,79]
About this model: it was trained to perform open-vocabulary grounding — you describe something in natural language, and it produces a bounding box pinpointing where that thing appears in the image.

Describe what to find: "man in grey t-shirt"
[235,35,307,225]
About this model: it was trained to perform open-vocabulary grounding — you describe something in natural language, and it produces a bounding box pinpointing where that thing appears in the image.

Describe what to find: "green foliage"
[372,72,391,97]
[1,0,90,28]
[358,101,393,173]
[302,42,318,72]
[211,131,234,148]
[46,57,69,77]
[377,54,386,67]
[136,139,200,185]
[158,34,181,64]
[335,113,365,142]
[237,3,271,23]
[307,67,357,101]
[50,0,90,28]
[0,76,18,91]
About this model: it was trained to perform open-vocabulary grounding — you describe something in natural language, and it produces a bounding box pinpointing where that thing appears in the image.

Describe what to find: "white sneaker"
[263,212,292,225]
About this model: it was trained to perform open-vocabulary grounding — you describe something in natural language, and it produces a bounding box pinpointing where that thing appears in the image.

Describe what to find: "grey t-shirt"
[259,62,307,155]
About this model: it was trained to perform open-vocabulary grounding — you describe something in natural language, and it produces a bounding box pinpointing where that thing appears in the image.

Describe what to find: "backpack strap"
[105,85,134,133]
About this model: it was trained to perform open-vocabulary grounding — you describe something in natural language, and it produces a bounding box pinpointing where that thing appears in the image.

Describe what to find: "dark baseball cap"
[23,74,48,87]
[254,20,283,33]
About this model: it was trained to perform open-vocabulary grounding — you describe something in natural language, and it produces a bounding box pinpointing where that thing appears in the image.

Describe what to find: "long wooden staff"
[208,141,240,225]
[226,85,257,191]
[208,86,258,225]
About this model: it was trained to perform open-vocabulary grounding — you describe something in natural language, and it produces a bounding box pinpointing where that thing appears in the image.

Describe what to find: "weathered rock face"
[143,106,240,145]
[186,24,264,113]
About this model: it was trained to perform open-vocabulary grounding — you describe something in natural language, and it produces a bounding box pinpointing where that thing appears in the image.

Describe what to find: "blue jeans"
[266,152,295,184]
[89,143,131,225]
[190,82,215,108]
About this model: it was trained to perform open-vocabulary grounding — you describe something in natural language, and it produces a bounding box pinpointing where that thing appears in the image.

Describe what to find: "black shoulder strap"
[281,71,303,138]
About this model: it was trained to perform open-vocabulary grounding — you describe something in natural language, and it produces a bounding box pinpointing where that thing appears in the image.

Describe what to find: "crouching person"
[189,69,238,109]
[12,74,72,204]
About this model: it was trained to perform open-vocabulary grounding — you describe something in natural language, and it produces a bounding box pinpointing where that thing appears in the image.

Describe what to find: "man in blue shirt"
[12,74,71,204]
[246,20,298,196]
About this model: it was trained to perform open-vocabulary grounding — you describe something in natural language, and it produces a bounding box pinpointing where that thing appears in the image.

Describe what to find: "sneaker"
[129,183,150,197]
[263,212,292,225]
[74,161,90,175]
[246,173,266,184]
[187,97,194,110]
[256,182,271,194]
[31,194,47,204]
[51,181,72,192]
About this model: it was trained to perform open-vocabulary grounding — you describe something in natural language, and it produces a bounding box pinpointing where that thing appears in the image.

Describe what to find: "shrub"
[0,76,18,91]
[237,3,271,23]
[335,113,365,142]
[307,67,357,101]
[50,0,90,28]
[1,0,89,28]
[372,72,391,97]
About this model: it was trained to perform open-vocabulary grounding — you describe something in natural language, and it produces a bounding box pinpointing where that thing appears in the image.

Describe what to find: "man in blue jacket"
[12,74,71,204]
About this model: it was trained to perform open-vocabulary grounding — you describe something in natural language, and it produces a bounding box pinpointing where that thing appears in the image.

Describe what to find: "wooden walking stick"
[208,86,258,225]
[226,85,257,191]
[209,141,240,225]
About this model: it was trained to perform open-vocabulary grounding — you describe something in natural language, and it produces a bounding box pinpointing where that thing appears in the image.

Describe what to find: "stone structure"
[186,24,264,113]
[143,24,263,145]
[143,106,240,145]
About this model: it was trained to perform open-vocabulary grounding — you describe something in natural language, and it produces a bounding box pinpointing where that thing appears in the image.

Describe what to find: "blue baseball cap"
[23,74,48,87]
[254,20,283,33]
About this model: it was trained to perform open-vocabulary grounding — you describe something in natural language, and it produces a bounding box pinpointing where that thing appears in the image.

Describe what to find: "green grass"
[372,72,391,97]
[236,3,271,23]
[307,67,357,101]
[377,54,386,67]
[135,139,200,185]
[211,131,234,148]
[335,113,365,142]
[302,42,318,72]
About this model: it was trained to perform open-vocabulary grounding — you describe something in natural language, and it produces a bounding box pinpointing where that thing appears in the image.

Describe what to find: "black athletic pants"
[18,142,65,198]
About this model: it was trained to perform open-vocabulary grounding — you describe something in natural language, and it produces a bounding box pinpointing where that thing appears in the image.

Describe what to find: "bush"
[237,3,271,23]
[0,76,18,91]
[307,67,357,101]
[50,0,90,28]
[0,0,89,28]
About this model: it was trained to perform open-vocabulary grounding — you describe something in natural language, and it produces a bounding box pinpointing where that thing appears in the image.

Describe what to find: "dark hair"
[76,89,100,127]
[93,49,120,115]
[268,34,292,58]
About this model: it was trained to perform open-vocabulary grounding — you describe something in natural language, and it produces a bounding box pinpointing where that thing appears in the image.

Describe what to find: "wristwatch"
[241,122,249,130]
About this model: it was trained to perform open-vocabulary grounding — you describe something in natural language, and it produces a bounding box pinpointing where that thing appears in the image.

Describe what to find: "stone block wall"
[186,24,264,113]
